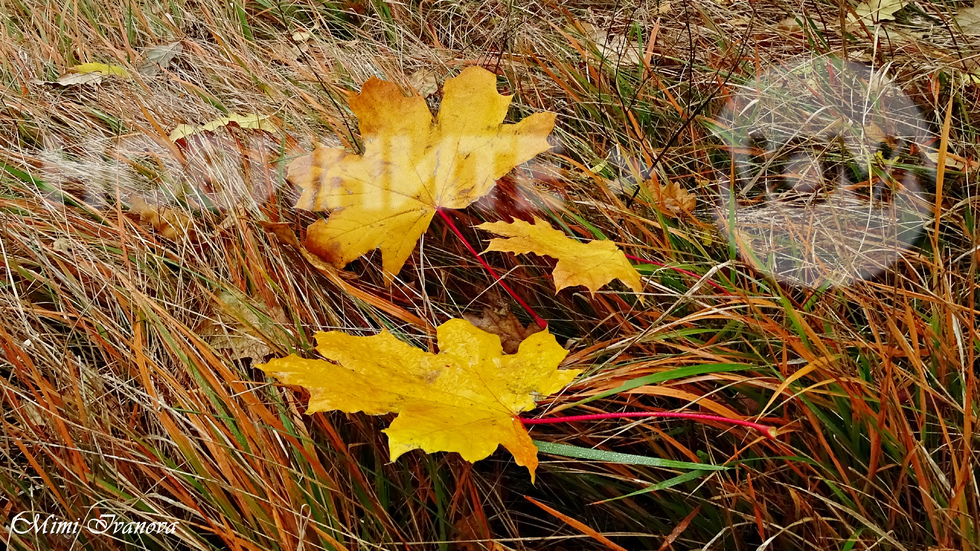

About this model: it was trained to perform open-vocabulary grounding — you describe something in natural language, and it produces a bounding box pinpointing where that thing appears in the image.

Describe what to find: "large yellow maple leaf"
[477,217,643,295]
[288,67,556,279]
[256,319,580,482]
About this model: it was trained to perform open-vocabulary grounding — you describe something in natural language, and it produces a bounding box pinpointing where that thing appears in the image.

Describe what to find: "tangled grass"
[1,0,979,549]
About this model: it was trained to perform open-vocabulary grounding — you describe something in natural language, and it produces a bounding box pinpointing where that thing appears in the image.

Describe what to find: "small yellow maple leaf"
[169,113,278,142]
[257,319,579,482]
[477,218,643,296]
[287,67,556,279]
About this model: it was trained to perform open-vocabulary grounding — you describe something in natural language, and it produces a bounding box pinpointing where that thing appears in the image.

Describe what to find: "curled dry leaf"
[650,180,696,217]
[477,217,643,296]
[257,319,580,482]
[286,66,556,280]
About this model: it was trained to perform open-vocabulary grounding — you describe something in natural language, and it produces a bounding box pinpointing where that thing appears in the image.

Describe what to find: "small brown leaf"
[650,181,696,217]
[198,290,287,363]
[127,195,196,241]
[462,306,542,354]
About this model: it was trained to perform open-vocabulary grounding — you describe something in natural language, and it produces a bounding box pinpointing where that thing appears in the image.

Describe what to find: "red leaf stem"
[437,209,547,328]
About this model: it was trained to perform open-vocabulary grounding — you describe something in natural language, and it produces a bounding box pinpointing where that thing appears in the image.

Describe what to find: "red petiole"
[437,209,548,329]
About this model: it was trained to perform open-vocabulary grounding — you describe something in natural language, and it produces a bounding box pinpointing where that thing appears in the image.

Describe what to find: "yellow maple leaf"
[257,319,579,482]
[477,218,643,296]
[287,67,556,279]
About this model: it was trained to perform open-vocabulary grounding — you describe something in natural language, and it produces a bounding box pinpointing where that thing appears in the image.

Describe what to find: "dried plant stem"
[624,254,731,295]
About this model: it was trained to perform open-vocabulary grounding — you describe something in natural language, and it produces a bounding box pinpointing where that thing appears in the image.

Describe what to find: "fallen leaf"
[73,62,130,77]
[292,30,313,43]
[848,0,904,24]
[581,23,642,65]
[287,66,556,279]
[169,113,278,142]
[256,319,580,482]
[777,16,803,30]
[921,145,976,173]
[477,218,643,296]
[139,41,182,76]
[953,6,980,34]
[198,290,287,363]
[463,306,542,354]
[127,195,196,241]
[52,237,72,254]
[454,512,491,551]
[649,180,697,217]
[49,63,131,86]
[408,69,438,96]
[259,221,303,248]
